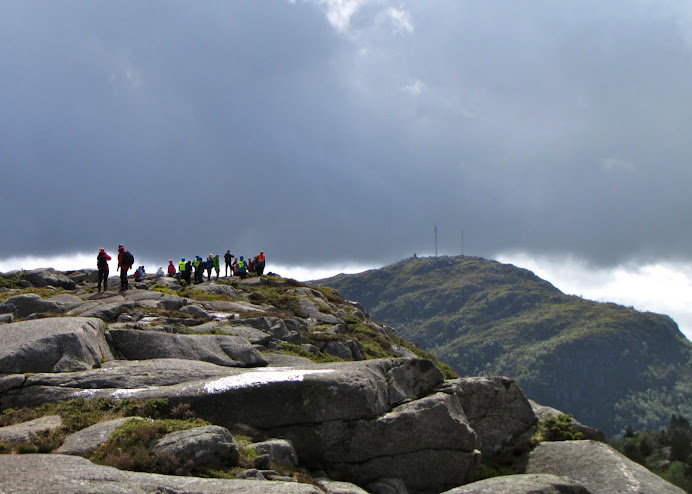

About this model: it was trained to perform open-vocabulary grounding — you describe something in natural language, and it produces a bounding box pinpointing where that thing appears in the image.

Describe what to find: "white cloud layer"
[497,252,692,340]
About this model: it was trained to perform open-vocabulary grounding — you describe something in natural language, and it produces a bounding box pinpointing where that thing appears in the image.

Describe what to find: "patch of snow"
[138,316,163,324]
[111,388,151,399]
[209,312,235,320]
[204,368,335,394]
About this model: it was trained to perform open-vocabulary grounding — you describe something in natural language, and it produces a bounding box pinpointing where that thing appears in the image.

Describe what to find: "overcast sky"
[3,2,692,333]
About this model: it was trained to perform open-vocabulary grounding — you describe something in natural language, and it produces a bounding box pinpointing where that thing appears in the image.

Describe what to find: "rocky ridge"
[0,267,683,493]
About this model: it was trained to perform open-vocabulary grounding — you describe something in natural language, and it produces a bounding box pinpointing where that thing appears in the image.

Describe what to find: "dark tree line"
[612,414,692,492]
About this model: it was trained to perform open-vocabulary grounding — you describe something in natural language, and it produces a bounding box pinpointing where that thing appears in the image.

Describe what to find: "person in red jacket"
[96,248,111,292]
[167,259,176,277]
[117,244,133,291]
[256,251,266,276]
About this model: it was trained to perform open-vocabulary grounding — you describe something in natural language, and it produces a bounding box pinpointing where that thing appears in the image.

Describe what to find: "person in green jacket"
[213,254,220,279]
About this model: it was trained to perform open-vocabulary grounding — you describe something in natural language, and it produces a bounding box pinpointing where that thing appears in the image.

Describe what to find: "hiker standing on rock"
[206,254,214,281]
[96,248,111,292]
[167,259,176,277]
[237,256,248,280]
[213,254,220,279]
[184,260,193,285]
[224,250,234,277]
[256,251,266,276]
[117,244,134,291]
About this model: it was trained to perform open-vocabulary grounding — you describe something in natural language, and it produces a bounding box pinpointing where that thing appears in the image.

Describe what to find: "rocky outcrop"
[0,415,62,443]
[153,425,240,470]
[56,417,144,455]
[441,474,590,494]
[0,317,113,373]
[449,377,537,458]
[526,440,685,493]
[0,270,683,494]
[252,439,299,467]
[0,293,66,318]
[20,268,77,290]
[108,329,268,367]
[0,454,323,493]
[529,400,606,442]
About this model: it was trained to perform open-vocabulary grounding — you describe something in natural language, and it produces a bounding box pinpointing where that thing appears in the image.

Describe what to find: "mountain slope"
[314,255,692,436]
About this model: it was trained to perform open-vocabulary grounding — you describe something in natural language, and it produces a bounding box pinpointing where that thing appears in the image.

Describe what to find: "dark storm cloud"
[2,1,692,267]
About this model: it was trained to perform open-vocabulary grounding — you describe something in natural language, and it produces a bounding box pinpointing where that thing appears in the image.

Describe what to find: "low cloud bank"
[3,251,689,340]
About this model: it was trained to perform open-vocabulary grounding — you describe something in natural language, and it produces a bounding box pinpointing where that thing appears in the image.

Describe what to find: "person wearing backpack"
[96,248,111,292]
[117,244,134,291]
[206,254,214,281]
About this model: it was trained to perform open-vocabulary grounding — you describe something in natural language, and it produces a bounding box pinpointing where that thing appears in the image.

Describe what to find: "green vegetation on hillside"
[612,415,692,493]
[315,255,692,436]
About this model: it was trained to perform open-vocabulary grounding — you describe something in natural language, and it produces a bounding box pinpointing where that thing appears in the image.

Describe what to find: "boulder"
[0,415,62,443]
[283,392,478,493]
[152,276,182,290]
[323,340,354,360]
[0,454,323,493]
[317,479,371,494]
[21,268,76,290]
[526,440,686,493]
[65,269,100,284]
[156,295,189,311]
[0,313,14,324]
[193,283,239,297]
[0,293,65,318]
[57,417,143,455]
[529,400,606,442]
[0,317,113,373]
[450,377,537,457]
[207,300,268,314]
[121,290,167,302]
[153,425,240,470]
[440,473,590,494]
[108,329,268,367]
[387,358,445,407]
[299,298,342,324]
[251,439,299,467]
[211,325,273,346]
[346,340,366,361]
[366,478,410,494]
[45,294,84,310]
[181,304,211,318]
[76,300,136,322]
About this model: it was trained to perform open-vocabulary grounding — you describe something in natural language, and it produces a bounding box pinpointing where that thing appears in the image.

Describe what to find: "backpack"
[97,252,107,269]
[124,250,135,266]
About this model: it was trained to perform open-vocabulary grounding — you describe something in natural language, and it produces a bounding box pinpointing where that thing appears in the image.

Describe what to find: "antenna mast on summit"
[434,224,438,257]
[461,229,464,256]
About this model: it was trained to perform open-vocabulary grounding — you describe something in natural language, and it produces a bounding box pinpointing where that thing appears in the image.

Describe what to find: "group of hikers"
[96,245,266,292]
